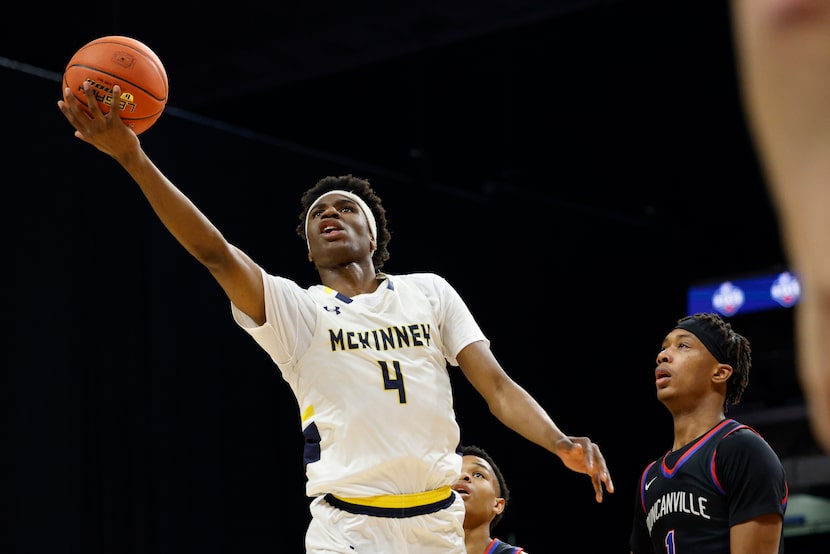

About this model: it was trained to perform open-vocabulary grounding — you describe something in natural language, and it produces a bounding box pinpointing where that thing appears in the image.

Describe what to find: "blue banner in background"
[687,271,801,316]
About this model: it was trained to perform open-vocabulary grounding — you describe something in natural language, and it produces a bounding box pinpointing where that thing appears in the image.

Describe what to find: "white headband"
[304,189,378,251]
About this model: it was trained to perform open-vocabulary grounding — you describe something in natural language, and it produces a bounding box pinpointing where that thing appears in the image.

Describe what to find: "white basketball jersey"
[232,272,488,498]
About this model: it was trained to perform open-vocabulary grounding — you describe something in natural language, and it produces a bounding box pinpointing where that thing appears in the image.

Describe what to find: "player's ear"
[712,363,732,384]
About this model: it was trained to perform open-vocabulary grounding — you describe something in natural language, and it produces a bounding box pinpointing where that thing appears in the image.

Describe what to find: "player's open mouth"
[452,485,470,496]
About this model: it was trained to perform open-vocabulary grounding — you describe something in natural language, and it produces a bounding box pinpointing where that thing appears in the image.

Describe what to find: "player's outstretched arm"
[57,82,265,323]
[457,341,614,502]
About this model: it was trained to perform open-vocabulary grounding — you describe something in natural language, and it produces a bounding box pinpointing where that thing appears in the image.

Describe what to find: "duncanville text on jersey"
[647,490,710,533]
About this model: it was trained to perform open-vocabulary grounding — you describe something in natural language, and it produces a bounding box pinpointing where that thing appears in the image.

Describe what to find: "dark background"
[3,1,827,552]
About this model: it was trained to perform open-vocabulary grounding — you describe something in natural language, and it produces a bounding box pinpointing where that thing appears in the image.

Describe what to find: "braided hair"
[675,312,752,409]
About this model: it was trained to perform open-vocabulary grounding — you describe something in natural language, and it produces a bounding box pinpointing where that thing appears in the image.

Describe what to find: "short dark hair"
[674,312,752,409]
[295,175,391,271]
[460,444,511,532]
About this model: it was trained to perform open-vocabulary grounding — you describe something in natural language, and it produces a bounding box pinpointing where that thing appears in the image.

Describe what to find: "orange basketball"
[63,36,169,135]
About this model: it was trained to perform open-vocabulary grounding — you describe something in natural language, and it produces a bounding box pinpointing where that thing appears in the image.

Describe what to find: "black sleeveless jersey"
[629,419,788,553]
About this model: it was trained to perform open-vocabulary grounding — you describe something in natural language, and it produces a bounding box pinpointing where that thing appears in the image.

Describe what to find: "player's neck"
[464,525,493,554]
[318,262,380,296]
[672,412,726,450]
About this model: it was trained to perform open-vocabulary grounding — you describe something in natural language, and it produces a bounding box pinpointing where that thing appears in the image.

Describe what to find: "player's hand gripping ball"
[63,35,168,135]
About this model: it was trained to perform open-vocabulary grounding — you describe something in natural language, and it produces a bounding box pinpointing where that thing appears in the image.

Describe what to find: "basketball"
[63,36,168,135]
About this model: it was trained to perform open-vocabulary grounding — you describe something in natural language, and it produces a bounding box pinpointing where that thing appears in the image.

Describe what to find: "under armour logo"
[323,306,341,315]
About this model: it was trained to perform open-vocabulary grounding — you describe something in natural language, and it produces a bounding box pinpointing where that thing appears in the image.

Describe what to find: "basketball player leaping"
[58,81,613,553]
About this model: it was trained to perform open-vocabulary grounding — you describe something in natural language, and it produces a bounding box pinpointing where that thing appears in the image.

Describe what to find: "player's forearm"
[488,384,567,450]
[119,147,229,265]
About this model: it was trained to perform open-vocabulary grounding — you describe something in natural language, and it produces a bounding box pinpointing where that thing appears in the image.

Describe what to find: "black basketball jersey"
[630,418,788,553]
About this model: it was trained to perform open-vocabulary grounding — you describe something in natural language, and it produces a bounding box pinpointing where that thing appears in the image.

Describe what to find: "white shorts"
[305,491,466,553]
